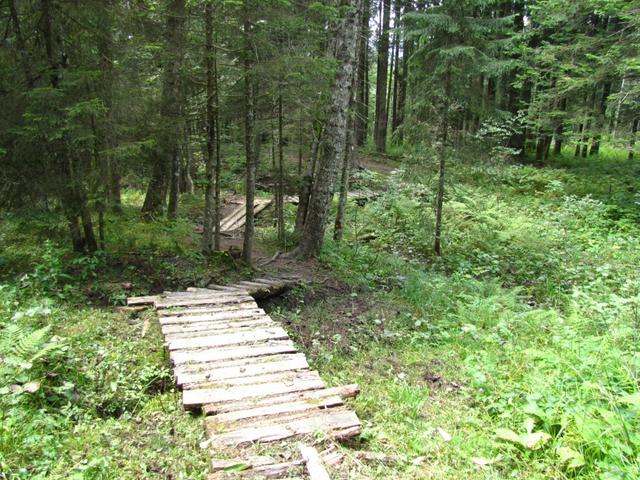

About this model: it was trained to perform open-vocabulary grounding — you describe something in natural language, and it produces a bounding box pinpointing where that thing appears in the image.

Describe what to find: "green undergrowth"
[0,190,241,479]
[0,290,209,479]
[269,149,640,479]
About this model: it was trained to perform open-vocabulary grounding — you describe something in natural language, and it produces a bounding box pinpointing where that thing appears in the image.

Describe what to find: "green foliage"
[311,147,640,479]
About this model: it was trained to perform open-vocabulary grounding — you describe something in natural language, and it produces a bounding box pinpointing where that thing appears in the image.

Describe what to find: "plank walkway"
[218,191,378,235]
[220,198,273,233]
[128,278,361,479]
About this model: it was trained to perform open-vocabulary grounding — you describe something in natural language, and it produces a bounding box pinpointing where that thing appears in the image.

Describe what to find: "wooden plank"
[202,384,360,416]
[300,445,331,480]
[161,317,274,335]
[208,460,300,479]
[210,456,275,472]
[156,295,254,309]
[159,301,258,317]
[164,319,277,340]
[234,280,277,289]
[183,373,325,409]
[127,295,157,306]
[207,409,361,446]
[220,203,248,231]
[222,199,272,232]
[170,340,297,366]
[208,285,245,292]
[159,308,265,325]
[176,355,309,385]
[174,352,306,375]
[183,370,320,391]
[167,326,289,351]
[208,395,343,425]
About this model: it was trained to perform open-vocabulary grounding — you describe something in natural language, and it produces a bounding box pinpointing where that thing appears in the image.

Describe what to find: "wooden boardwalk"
[128,278,361,479]
[217,191,378,235]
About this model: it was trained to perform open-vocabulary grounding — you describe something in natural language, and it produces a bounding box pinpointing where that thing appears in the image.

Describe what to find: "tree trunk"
[295,127,321,235]
[242,3,257,265]
[354,0,370,146]
[334,91,357,242]
[389,0,401,138]
[203,1,216,254]
[293,0,362,258]
[142,0,186,218]
[434,74,450,257]
[9,0,34,87]
[574,123,583,157]
[167,150,181,220]
[589,82,611,156]
[277,95,286,242]
[373,0,390,153]
[41,0,97,252]
[181,123,194,194]
[630,118,639,161]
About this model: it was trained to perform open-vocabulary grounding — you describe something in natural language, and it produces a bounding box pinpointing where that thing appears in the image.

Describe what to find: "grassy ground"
[263,146,640,479]
[1,145,638,479]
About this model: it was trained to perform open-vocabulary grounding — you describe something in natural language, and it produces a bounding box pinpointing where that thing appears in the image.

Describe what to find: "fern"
[0,323,61,387]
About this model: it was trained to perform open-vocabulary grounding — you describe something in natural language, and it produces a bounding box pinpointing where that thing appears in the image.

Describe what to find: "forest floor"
[1,146,639,479]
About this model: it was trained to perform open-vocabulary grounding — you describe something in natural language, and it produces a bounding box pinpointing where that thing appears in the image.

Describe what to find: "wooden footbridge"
[128,278,361,479]
[216,191,379,235]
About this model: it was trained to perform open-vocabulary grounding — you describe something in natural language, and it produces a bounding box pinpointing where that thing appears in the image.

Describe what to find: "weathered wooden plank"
[127,295,157,306]
[159,301,258,317]
[207,409,361,446]
[219,203,247,231]
[300,445,331,480]
[176,355,309,385]
[161,317,274,335]
[164,320,277,341]
[159,308,266,325]
[205,285,245,293]
[222,199,272,232]
[208,395,343,425]
[208,460,300,479]
[174,352,306,375]
[183,370,320,391]
[210,456,275,472]
[156,294,254,309]
[170,340,297,366]
[202,384,360,416]
[167,326,289,351]
[183,374,325,409]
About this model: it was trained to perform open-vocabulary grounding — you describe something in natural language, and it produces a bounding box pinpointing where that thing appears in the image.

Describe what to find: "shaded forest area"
[1,1,640,479]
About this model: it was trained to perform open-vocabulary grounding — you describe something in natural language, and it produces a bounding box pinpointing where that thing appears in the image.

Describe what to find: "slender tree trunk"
[294,0,362,258]
[590,82,611,156]
[354,0,370,146]
[9,0,34,87]
[434,74,450,257]
[334,88,357,242]
[389,1,400,138]
[612,75,626,138]
[630,118,639,161]
[41,0,97,252]
[277,95,285,242]
[181,123,194,194]
[574,123,583,157]
[142,0,186,218]
[167,150,181,220]
[242,3,257,264]
[297,116,303,174]
[203,1,216,254]
[295,127,321,235]
[97,0,121,213]
[373,0,390,153]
